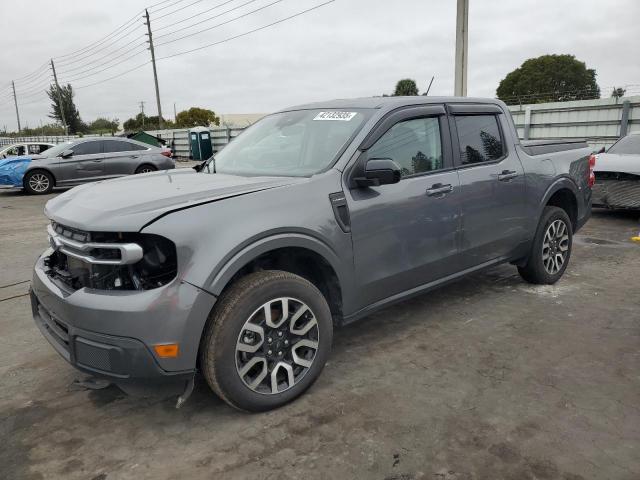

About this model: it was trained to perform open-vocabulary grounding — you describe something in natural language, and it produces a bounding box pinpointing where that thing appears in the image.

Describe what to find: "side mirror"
[60,149,73,158]
[597,146,606,154]
[355,158,401,187]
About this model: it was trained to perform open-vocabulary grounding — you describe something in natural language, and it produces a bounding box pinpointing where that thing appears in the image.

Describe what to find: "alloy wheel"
[542,219,569,274]
[235,297,319,395]
[29,173,50,193]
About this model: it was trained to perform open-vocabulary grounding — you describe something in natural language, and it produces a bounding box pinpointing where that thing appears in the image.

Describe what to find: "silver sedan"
[20,137,175,194]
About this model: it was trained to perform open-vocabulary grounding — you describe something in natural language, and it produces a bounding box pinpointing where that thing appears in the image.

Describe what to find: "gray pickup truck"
[31,97,594,411]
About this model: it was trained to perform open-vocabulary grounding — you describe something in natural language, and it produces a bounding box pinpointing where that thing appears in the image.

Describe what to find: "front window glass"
[71,141,102,155]
[608,135,640,155]
[368,117,443,177]
[41,142,74,157]
[205,109,371,177]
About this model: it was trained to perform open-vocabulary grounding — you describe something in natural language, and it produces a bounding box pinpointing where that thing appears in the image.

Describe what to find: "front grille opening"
[46,224,177,291]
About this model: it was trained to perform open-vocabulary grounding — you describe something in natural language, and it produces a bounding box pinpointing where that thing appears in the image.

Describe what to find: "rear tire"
[200,270,333,412]
[518,206,573,284]
[135,164,157,174]
[23,170,54,195]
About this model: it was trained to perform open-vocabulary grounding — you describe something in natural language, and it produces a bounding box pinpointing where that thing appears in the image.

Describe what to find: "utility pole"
[173,102,177,122]
[50,59,68,134]
[139,101,146,127]
[454,0,469,96]
[11,80,21,133]
[144,9,164,129]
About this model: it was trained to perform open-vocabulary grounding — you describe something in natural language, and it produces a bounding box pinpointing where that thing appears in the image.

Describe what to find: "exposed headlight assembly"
[46,222,177,291]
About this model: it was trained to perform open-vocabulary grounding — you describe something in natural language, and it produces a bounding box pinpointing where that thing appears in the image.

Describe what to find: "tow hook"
[71,376,112,390]
[175,374,195,409]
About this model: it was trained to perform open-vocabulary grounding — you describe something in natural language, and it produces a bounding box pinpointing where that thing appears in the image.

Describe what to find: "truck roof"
[278,96,506,113]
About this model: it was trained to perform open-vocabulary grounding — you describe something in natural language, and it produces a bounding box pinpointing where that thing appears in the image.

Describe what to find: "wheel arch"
[538,177,579,231]
[207,234,347,326]
[23,167,57,189]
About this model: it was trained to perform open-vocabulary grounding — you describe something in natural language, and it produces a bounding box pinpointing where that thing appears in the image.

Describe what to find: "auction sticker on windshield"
[313,111,357,121]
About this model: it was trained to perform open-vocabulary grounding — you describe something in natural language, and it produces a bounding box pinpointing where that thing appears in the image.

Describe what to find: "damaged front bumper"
[31,249,217,396]
[592,175,640,209]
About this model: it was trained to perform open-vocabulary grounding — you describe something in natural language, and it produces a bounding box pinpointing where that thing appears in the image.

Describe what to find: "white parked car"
[0,142,55,158]
[593,132,640,209]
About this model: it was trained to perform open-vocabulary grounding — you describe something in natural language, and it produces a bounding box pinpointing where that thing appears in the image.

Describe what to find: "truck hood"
[594,153,640,176]
[45,169,304,231]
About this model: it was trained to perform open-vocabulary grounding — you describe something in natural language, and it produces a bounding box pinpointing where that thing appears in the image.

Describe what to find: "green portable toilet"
[189,126,213,160]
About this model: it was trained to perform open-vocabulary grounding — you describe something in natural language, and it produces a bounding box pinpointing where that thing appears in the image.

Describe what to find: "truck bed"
[520,139,589,156]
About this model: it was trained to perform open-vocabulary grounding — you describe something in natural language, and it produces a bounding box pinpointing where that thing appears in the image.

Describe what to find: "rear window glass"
[455,115,504,165]
[103,140,146,153]
[608,135,640,155]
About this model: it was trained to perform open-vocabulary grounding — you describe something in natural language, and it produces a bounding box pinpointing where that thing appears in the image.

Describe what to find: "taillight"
[161,150,172,157]
[588,154,596,188]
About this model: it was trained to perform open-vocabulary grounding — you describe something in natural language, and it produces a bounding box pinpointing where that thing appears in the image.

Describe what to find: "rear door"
[102,139,150,177]
[56,140,105,184]
[346,106,462,308]
[449,104,528,268]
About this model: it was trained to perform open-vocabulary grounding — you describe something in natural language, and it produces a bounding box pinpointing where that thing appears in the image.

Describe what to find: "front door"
[450,110,528,267]
[346,113,462,309]
[56,140,105,185]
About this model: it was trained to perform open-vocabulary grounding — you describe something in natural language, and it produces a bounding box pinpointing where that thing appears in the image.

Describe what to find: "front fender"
[206,231,350,298]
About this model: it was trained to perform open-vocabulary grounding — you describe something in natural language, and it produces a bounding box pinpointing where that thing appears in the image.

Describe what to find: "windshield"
[204,109,371,177]
[608,135,640,155]
[40,141,74,158]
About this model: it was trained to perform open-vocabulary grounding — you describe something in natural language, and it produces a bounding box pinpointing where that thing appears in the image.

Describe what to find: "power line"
[75,61,151,90]
[11,62,50,83]
[56,24,145,67]
[54,12,144,61]
[56,36,147,76]
[149,0,193,14]
[58,45,148,82]
[154,0,206,21]
[157,0,335,59]
[156,0,284,46]
[153,0,237,32]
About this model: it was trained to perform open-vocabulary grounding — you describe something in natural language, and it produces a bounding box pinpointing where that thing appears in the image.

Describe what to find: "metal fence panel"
[3,97,638,154]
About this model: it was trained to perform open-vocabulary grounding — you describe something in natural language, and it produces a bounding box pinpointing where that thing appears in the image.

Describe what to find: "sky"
[0,0,639,131]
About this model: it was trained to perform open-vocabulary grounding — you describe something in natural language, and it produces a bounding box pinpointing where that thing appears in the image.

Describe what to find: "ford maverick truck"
[31,97,594,411]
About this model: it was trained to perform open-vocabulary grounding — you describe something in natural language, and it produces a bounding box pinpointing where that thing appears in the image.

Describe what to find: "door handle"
[92,159,102,163]
[498,170,518,181]
[426,183,453,196]
[129,155,139,159]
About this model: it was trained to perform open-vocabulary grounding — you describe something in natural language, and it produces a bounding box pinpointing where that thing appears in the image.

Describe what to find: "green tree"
[611,87,626,100]
[496,54,600,105]
[46,83,87,134]
[87,117,119,134]
[175,107,220,128]
[393,79,419,96]
[122,114,174,131]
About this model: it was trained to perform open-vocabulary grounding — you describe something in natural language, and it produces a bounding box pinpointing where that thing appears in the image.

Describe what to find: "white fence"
[508,96,640,150]
[0,127,245,159]
[2,96,639,155]
[142,127,245,158]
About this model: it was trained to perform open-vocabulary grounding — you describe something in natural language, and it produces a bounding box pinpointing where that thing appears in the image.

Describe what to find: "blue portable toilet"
[189,126,213,160]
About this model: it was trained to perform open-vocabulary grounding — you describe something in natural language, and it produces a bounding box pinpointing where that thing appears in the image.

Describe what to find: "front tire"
[200,271,333,412]
[23,170,54,195]
[518,206,573,284]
